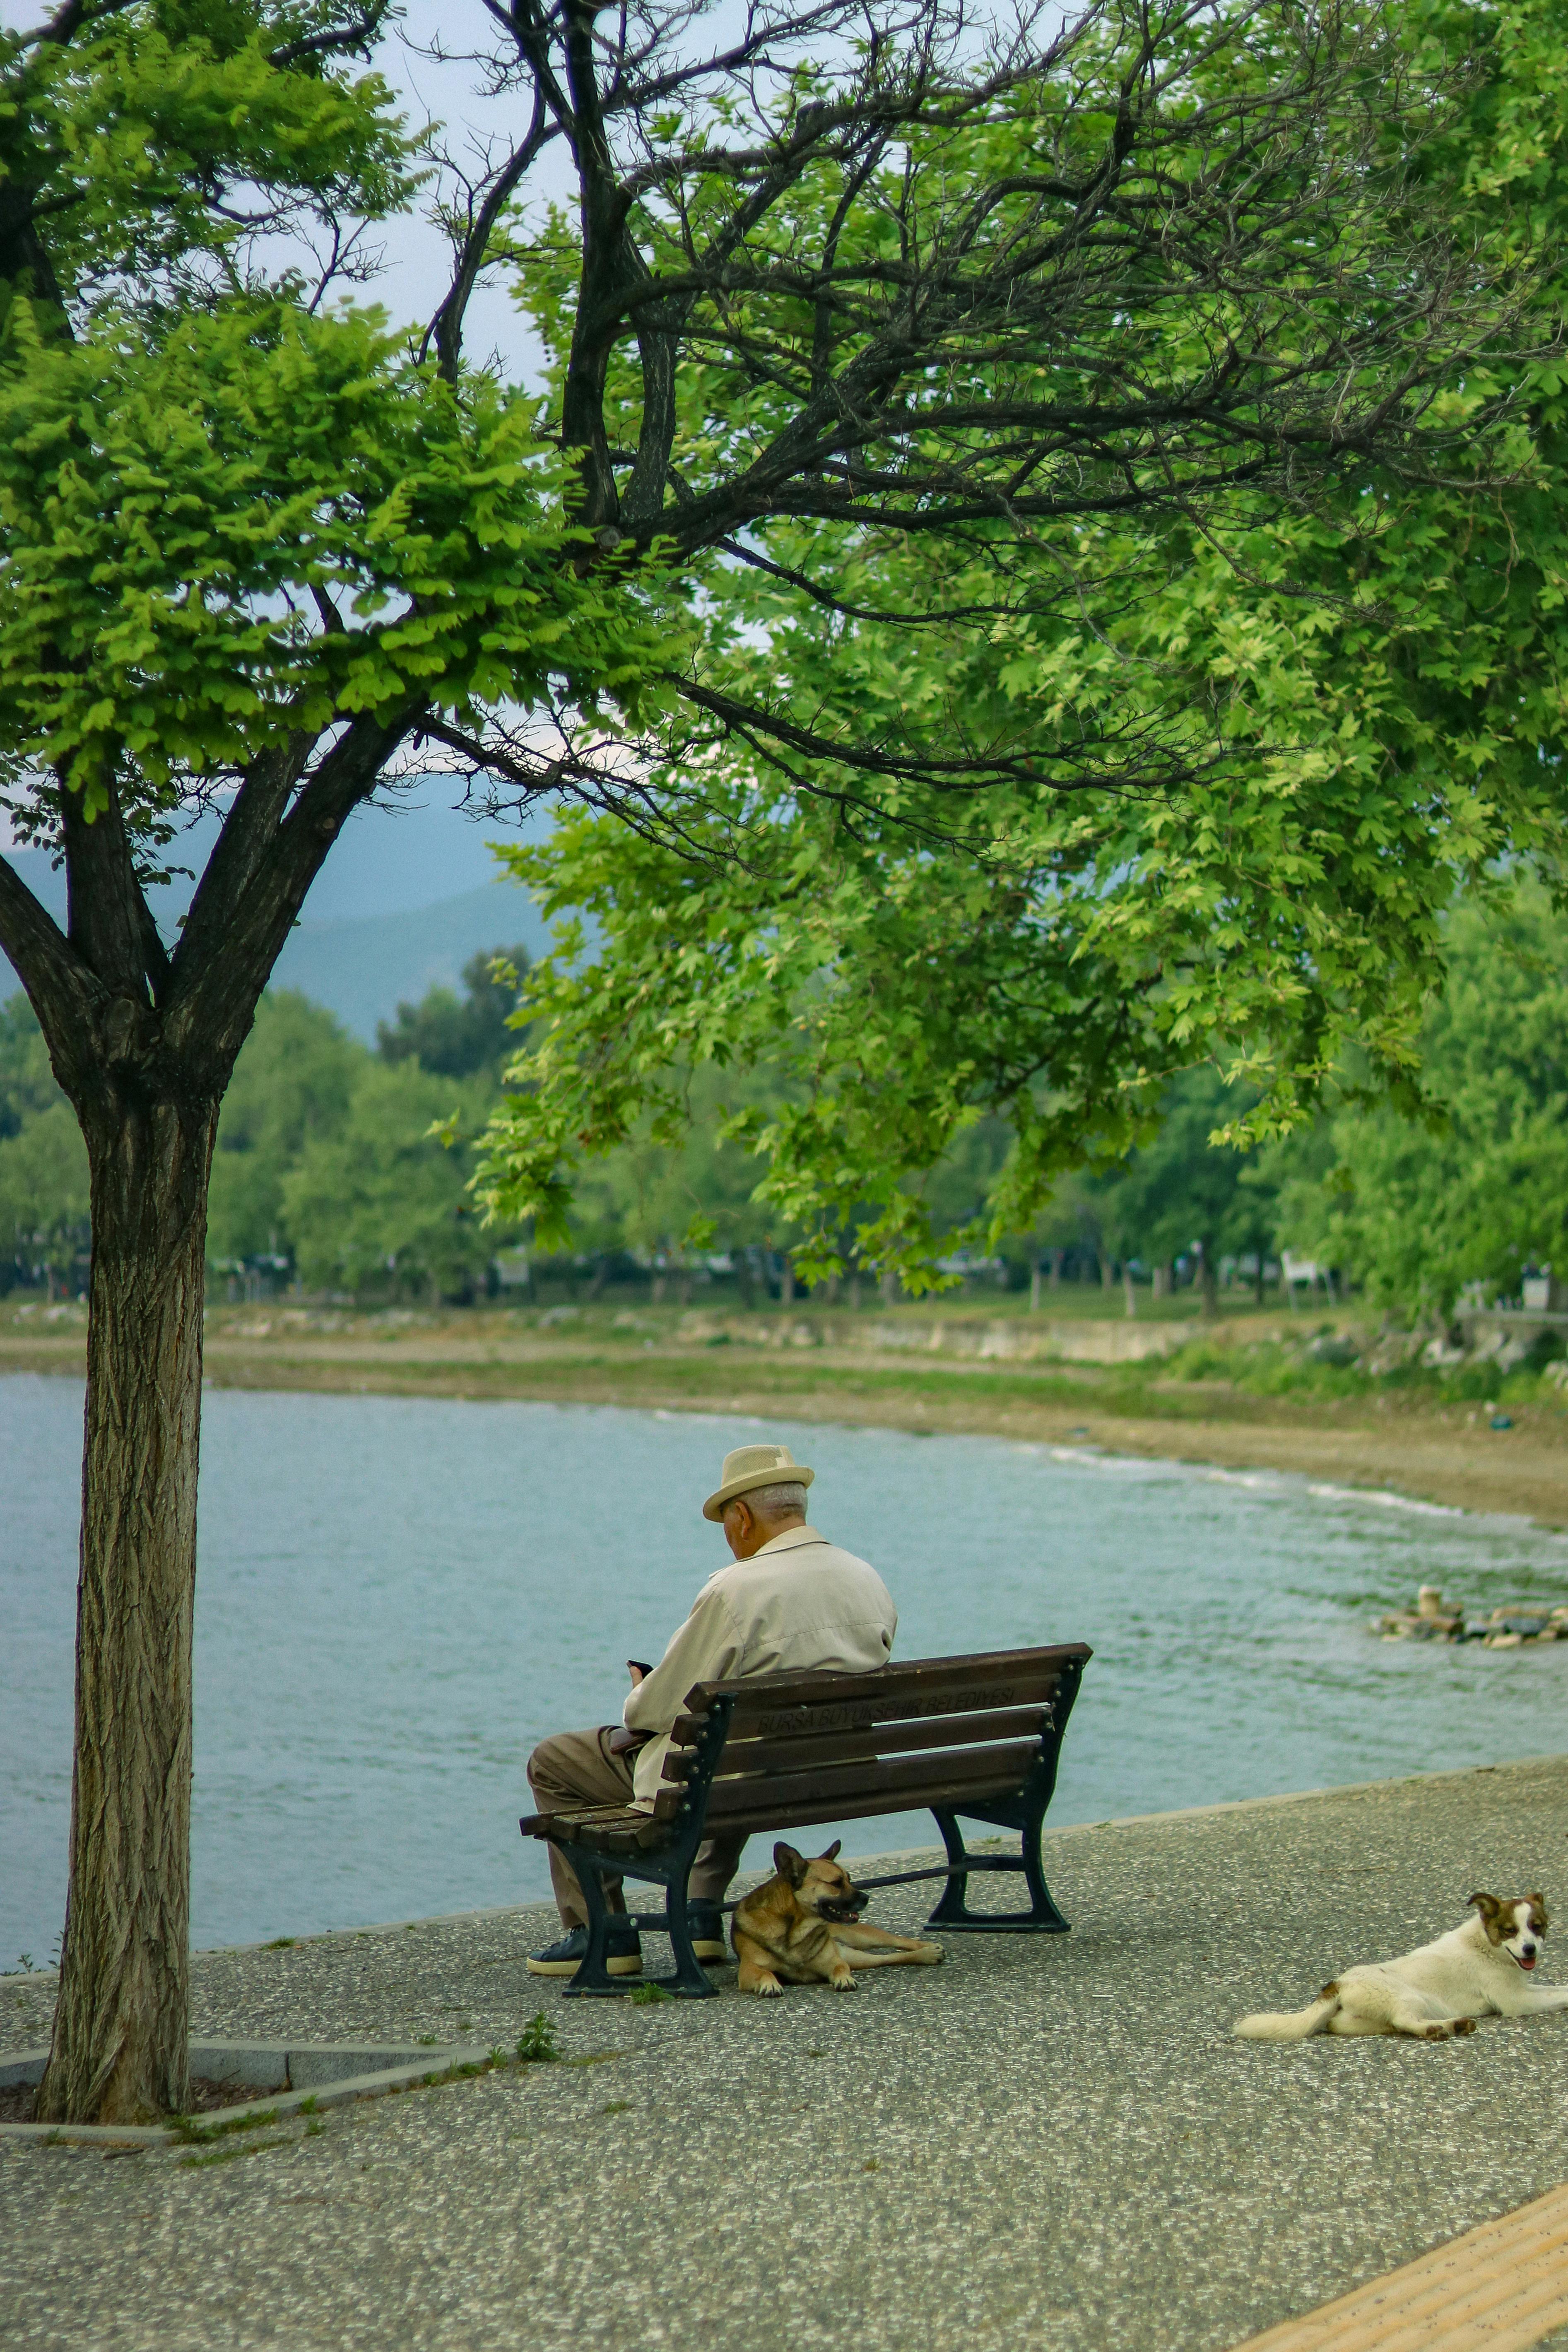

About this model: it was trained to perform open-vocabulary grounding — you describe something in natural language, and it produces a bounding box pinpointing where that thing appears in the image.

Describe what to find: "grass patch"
[169,2106,280,2146]
[628,1984,674,2006]
[176,2134,292,2170]
[601,2100,632,2115]
[265,1937,296,1950]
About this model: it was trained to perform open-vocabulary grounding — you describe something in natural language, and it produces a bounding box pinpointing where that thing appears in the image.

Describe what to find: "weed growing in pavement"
[176,2135,292,2170]
[415,2034,440,2045]
[629,1984,674,2006]
[515,2014,560,2063]
[168,2108,281,2147]
[602,2101,632,2115]
[297,2096,318,2115]
[304,2121,325,2138]
[265,1938,296,1950]
[4,1955,34,1974]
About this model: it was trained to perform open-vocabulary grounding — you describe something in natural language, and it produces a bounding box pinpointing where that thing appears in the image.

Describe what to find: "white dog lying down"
[1234,1893,1568,2042]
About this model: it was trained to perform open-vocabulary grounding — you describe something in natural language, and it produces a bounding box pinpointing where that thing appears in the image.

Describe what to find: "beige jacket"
[621,1524,896,1809]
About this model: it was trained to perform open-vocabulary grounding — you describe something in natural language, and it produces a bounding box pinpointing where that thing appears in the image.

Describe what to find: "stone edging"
[0,2039,493,2147]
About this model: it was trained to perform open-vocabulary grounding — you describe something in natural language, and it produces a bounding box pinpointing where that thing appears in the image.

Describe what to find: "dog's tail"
[1233,1982,1341,2042]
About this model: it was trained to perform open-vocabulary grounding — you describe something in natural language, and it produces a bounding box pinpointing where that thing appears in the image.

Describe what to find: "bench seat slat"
[522,1805,671,1853]
[660,1704,1055,1784]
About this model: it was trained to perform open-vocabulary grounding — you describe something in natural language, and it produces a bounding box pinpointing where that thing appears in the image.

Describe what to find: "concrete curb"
[0,2039,494,2146]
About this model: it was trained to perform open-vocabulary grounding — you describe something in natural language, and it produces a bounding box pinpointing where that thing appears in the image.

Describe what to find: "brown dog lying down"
[731,1841,945,1996]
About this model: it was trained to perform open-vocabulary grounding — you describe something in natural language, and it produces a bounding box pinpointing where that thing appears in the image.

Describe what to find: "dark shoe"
[687,1904,728,1963]
[526,1924,641,1978]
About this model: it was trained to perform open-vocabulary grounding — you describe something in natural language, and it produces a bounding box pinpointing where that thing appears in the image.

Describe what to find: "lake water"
[5,1373,1568,1965]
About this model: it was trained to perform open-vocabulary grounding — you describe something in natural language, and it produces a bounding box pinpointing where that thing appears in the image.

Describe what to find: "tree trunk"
[36,1094,217,2125]
[1198,1237,1219,1320]
[1122,1265,1137,1319]
[1029,1252,1042,1313]
[780,1259,795,1305]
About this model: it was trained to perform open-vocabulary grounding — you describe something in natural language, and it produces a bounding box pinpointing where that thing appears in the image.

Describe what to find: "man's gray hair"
[746,1480,808,1520]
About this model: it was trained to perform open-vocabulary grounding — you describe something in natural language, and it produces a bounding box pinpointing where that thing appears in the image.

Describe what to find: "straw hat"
[702,1442,815,1524]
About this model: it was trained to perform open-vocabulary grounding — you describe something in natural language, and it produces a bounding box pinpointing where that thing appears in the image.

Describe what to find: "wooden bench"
[519,1641,1092,1997]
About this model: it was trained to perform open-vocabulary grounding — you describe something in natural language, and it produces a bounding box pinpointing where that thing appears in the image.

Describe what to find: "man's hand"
[627,1659,649,1688]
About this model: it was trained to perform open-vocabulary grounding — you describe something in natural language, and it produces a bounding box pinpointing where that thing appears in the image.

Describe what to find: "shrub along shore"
[6,1293,1568,1526]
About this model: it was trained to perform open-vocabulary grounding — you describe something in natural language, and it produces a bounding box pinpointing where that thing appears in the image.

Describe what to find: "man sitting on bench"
[526,1442,898,1977]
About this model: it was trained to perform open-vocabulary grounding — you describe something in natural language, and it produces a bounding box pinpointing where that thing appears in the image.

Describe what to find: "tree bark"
[35,1092,217,2124]
[1122,1265,1138,1319]
[1198,1238,1220,1320]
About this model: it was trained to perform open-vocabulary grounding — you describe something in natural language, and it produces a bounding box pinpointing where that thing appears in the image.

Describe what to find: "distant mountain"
[271,882,555,1041]
[1,790,558,1039]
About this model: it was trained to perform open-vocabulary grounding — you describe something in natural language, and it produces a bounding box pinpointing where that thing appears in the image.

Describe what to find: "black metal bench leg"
[662,1875,719,2000]
[923,1805,1070,1933]
[562,1851,633,1997]
[925,1808,978,1928]
[559,1844,718,1999]
[1019,1800,1070,1933]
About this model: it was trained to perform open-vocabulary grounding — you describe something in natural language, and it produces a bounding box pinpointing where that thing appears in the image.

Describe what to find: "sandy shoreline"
[7,1306,1568,1526]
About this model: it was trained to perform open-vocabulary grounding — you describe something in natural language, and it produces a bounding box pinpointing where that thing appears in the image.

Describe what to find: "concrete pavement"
[7,1756,1568,2351]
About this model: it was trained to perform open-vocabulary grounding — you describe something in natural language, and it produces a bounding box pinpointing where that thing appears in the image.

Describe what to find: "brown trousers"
[527,1725,749,1930]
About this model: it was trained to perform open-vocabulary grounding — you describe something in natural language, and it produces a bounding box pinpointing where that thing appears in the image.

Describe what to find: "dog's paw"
[754,1977,783,1998]
[1453,2016,1479,2036]
[830,1970,857,1991]
[913,1943,944,1965]
[1422,2023,1452,2041]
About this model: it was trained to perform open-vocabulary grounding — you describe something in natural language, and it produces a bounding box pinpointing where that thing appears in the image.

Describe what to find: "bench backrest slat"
[663,1737,1045,1828]
[665,1701,1055,1785]
[684,1643,1088,1734]
[666,1646,1088,1815]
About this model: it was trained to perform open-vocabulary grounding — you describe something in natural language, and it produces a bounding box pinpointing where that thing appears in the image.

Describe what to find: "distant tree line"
[5,886,1568,1318]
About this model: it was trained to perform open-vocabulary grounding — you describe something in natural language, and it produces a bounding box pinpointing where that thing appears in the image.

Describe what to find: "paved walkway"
[6,1757,1568,2352]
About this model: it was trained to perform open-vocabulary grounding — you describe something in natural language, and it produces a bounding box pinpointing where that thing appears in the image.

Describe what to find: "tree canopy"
[1274,886,1568,1314]
[475,0,1568,1289]
[1,0,1553,2127]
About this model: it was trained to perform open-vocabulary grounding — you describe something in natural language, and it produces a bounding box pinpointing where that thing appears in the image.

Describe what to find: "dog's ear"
[774,1842,807,1886]
[1468,1892,1503,1940]
[1530,1892,1550,1930]
[819,1840,842,1863]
